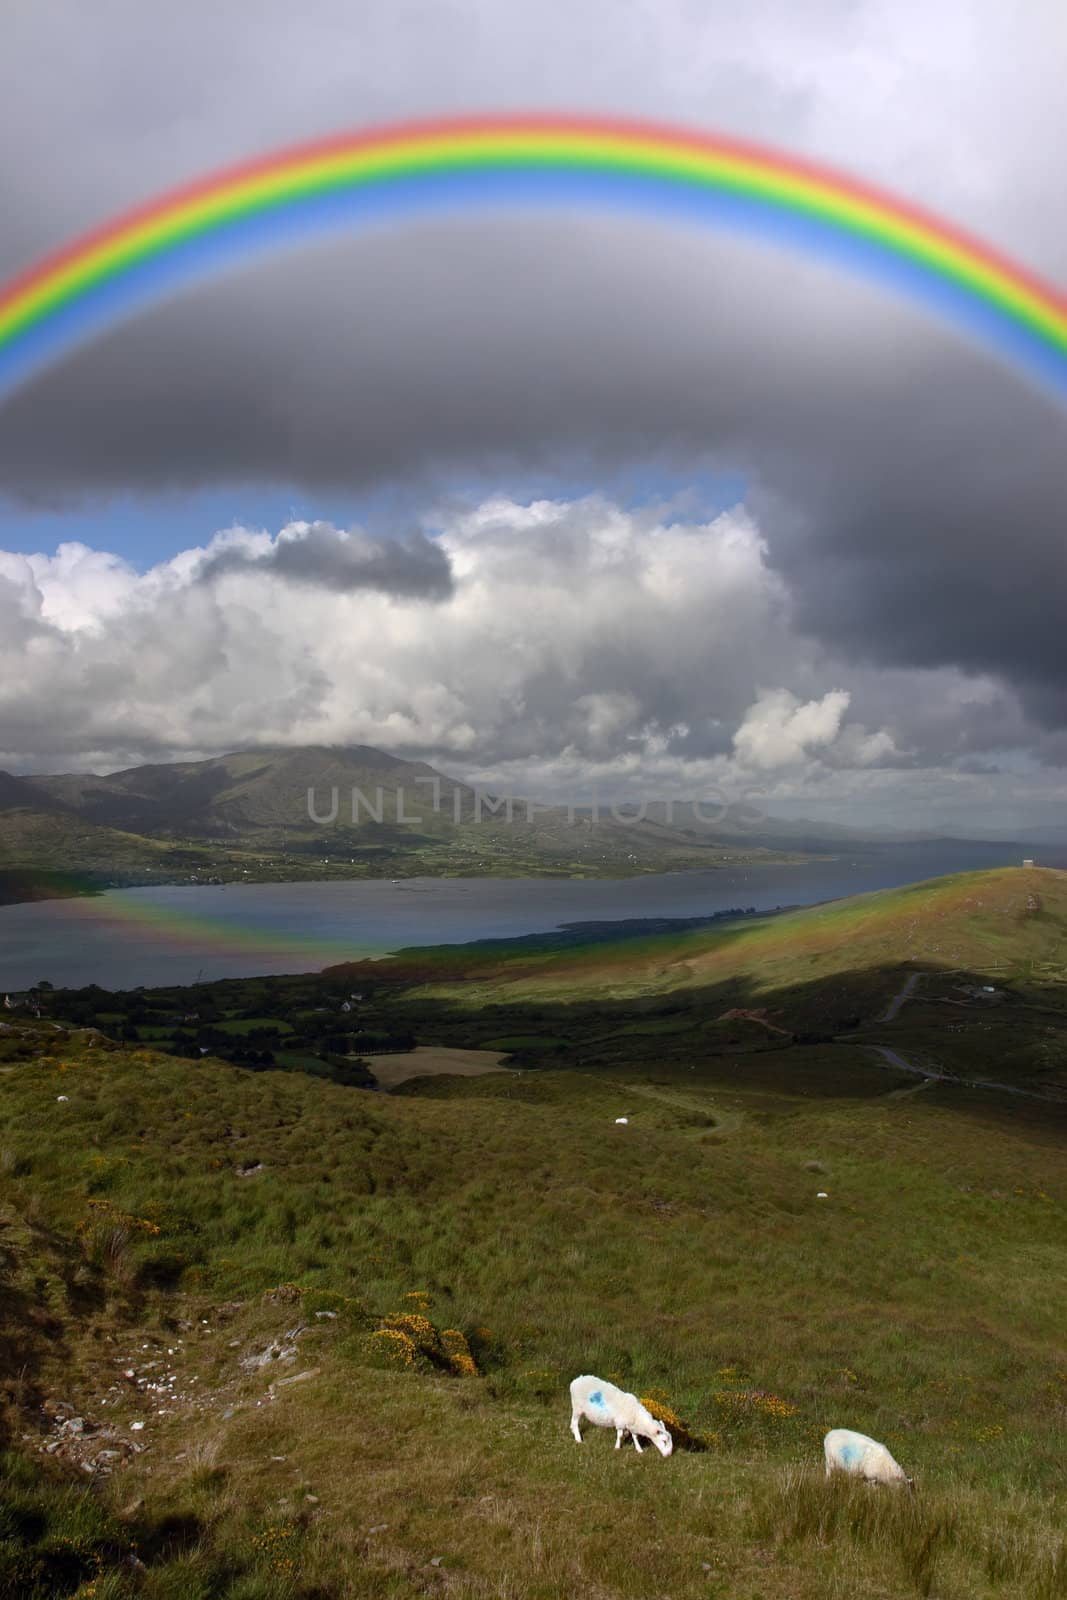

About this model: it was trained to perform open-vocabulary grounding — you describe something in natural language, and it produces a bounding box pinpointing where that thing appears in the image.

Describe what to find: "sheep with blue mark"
[824,1428,913,1488]
[569,1375,673,1456]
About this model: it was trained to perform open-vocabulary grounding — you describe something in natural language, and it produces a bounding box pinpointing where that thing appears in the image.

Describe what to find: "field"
[361,1046,513,1090]
[0,867,1065,1597]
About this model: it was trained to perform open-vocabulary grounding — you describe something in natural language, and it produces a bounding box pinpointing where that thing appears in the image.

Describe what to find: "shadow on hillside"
[345,952,1067,1134]
[0,1218,84,1444]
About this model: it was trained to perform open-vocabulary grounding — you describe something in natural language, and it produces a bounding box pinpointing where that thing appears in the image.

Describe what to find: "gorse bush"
[366,1310,481,1375]
[639,1390,707,1451]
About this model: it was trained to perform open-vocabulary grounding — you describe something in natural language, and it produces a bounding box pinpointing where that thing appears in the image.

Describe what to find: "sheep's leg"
[614,1428,624,1449]
[570,1413,583,1444]
[632,1434,643,1453]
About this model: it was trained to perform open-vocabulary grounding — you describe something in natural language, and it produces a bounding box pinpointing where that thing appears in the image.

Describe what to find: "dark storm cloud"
[2,0,1067,806]
[197,522,454,599]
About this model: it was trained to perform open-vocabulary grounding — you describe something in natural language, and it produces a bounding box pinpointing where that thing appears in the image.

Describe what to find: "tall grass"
[0,1016,1064,1596]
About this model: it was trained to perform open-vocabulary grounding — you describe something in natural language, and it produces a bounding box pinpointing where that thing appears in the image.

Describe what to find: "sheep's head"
[649,1421,674,1457]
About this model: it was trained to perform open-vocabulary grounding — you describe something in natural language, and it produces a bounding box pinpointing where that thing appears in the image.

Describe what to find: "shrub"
[365,1327,418,1370]
[639,1390,708,1452]
[441,1329,478,1377]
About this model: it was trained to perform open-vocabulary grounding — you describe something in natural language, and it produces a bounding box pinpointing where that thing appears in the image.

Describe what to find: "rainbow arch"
[2,112,1067,405]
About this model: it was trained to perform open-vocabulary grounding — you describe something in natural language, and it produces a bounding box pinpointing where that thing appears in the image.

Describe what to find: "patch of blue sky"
[0,466,748,568]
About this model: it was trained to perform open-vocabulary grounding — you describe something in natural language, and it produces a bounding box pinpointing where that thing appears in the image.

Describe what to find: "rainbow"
[2,113,1067,403]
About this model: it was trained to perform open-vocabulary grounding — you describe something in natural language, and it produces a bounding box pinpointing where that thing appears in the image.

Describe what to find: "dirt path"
[600,1076,745,1135]
[880,971,921,1022]
[864,1043,1062,1103]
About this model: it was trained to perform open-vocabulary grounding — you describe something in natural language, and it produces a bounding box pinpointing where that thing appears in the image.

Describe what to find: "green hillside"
[0,868,1065,1597]
[402,865,1067,1002]
[0,1029,1063,1598]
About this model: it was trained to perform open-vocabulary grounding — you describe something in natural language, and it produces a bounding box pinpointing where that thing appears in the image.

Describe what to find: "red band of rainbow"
[2,113,1067,403]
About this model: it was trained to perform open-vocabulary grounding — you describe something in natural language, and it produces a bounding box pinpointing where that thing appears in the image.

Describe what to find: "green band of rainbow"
[2,114,1067,402]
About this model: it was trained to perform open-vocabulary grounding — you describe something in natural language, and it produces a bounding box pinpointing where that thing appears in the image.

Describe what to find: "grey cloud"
[2,0,1067,825]
[197,522,454,600]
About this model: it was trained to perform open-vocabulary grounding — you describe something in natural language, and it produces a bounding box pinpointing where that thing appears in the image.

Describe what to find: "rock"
[305,1493,319,1504]
[430,1556,445,1567]
[240,1340,294,1373]
[367,1524,389,1535]
[130,1421,145,1431]
[270,1367,320,1392]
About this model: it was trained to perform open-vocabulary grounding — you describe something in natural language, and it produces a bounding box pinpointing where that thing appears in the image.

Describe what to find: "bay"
[0,838,1058,991]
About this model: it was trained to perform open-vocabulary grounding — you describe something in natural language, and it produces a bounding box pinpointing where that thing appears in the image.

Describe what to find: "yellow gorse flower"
[381,1312,437,1346]
[714,1388,798,1419]
[441,1329,477,1376]
[81,1197,161,1235]
[368,1327,417,1367]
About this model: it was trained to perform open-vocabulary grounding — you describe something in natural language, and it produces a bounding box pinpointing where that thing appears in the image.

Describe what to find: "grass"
[0,867,1065,1595]
[213,1019,295,1037]
[394,866,1064,1006]
[0,1024,1064,1594]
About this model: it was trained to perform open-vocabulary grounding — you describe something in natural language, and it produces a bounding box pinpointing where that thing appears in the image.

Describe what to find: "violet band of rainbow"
[2,115,1067,402]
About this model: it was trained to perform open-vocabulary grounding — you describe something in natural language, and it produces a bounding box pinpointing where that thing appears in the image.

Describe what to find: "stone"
[270,1367,320,1391]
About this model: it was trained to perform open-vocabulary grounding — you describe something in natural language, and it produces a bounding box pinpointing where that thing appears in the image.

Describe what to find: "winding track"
[864,1043,1062,1104]
[880,971,921,1022]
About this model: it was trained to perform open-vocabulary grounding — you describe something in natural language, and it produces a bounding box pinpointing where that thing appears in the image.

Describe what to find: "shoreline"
[0,851,813,910]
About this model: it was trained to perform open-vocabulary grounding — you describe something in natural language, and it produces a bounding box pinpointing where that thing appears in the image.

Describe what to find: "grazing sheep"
[569,1375,673,1456]
[824,1428,912,1487]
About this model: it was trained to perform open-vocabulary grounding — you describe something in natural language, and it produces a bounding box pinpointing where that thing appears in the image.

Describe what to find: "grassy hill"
[1,1021,1065,1599]
[393,865,1067,1001]
[0,867,1065,1597]
[288,866,1059,1100]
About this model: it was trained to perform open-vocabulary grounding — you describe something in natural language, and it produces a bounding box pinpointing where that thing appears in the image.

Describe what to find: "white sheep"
[569,1375,673,1456]
[824,1428,912,1487]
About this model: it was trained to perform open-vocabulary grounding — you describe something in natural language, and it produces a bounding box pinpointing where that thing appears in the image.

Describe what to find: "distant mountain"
[9,743,1030,861]
[0,770,65,814]
[31,745,471,839]
[639,801,939,852]
[1,745,809,898]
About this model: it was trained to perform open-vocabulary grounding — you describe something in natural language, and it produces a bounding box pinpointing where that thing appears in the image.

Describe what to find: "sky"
[2,0,1067,833]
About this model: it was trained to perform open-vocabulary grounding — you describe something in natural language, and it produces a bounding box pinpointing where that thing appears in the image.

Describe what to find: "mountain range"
[0,744,813,896]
